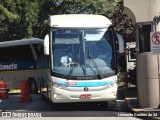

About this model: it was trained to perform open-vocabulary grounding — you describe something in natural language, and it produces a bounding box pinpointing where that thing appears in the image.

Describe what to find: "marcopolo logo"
[0,63,17,71]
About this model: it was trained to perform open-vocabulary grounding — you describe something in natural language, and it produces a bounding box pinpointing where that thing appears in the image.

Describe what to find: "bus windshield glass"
[51,28,115,78]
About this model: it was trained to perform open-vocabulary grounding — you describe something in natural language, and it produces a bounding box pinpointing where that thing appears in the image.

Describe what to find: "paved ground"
[0,93,143,120]
[124,87,160,120]
[1,86,159,120]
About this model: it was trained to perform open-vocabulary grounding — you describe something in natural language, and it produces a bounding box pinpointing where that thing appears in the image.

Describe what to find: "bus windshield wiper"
[88,55,103,79]
[88,45,103,79]
[67,65,74,80]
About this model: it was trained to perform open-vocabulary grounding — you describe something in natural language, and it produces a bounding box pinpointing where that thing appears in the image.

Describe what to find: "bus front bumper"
[51,85,117,103]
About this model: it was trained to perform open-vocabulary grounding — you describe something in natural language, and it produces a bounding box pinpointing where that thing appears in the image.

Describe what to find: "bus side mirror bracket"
[44,34,49,55]
[116,34,124,53]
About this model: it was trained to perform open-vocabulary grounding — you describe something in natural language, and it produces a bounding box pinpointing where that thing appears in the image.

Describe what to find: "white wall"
[124,0,160,31]
[124,0,156,23]
[155,0,160,31]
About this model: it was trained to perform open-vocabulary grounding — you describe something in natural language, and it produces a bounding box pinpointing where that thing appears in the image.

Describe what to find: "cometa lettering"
[0,63,17,70]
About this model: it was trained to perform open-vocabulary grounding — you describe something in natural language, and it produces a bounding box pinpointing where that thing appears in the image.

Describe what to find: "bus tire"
[28,78,38,94]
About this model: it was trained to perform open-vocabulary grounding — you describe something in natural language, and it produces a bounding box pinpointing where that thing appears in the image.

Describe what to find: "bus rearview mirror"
[44,34,49,55]
[116,34,124,53]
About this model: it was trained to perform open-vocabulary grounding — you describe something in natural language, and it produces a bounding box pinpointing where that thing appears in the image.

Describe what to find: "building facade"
[124,0,160,108]
[124,0,160,53]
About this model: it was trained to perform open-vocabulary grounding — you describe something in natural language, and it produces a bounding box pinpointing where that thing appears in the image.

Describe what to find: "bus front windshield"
[51,28,115,79]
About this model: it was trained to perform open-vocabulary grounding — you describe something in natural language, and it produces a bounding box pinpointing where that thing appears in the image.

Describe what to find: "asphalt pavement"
[0,93,143,120]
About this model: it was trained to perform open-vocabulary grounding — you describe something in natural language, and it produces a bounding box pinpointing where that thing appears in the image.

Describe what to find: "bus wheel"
[28,78,38,94]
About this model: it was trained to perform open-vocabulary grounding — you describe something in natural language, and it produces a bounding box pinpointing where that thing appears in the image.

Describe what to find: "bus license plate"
[80,94,92,99]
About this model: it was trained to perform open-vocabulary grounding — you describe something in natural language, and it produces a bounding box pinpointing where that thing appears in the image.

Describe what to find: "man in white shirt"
[60,51,72,67]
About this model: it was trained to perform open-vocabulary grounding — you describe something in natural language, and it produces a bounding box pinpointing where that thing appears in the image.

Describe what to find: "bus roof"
[0,38,43,48]
[48,14,112,28]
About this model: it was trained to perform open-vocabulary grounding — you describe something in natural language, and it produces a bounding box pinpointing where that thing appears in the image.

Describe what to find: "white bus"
[0,38,45,93]
[42,14,124,106]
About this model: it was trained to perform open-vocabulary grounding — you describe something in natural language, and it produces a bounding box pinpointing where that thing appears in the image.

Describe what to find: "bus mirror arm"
[44,34,49,55]
[116,34,124,53]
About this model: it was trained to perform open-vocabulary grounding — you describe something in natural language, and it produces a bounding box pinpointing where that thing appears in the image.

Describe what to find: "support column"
[137,53,159,108]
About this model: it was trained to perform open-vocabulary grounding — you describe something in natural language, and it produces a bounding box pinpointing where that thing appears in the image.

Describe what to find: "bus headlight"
[105,82,117,89]
[52,82,66,89]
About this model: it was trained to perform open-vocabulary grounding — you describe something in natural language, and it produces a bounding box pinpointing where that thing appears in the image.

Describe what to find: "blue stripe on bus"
[57,80,115,87]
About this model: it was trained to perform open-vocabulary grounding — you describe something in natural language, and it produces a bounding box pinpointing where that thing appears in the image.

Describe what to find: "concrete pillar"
[159,55,160,108]
[137,53,159,108]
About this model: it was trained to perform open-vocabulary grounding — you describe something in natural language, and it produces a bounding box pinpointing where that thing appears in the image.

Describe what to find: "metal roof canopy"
[0,38,43,48]
[48,14,112,28]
